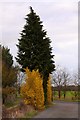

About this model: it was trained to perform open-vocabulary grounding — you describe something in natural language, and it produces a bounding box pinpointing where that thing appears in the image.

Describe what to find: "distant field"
[53,91,80,102]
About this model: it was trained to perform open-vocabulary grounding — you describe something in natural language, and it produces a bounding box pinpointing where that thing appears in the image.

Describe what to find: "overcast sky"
[0,0,78,73]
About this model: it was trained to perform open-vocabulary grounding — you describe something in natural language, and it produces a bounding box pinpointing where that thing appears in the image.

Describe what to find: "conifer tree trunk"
[43,75,49,104]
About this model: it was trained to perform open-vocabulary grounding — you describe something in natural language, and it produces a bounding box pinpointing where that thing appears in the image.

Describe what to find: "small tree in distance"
[16,6,55,103]
[52,66,70,99]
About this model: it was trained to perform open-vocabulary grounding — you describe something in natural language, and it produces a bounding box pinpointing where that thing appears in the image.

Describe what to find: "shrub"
[2,87,16,105]
[20,68,45,110]
[47,75,52,104]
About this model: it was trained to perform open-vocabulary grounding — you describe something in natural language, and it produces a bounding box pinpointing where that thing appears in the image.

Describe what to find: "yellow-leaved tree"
[20,68,45,110]
[47,75,52,104]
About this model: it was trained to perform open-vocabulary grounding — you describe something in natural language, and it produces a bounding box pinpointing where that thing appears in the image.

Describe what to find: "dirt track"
[33,101,78,118]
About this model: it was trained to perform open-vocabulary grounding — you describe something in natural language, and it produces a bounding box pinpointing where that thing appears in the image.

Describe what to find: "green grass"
[4,96,21,108]
[66,91,72,96]
[24,110,38,118]
[5,101,16,108]
[53,91,80,102]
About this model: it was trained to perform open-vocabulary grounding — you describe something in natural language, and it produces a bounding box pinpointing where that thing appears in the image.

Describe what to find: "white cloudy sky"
[0,0,78,73]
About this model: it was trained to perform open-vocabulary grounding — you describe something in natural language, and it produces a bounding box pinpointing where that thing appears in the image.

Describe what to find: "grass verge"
[24,110,38,118]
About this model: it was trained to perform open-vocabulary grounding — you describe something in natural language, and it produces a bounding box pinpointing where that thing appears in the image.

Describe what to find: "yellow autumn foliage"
[20,68,45,110]
[47,75,52,104]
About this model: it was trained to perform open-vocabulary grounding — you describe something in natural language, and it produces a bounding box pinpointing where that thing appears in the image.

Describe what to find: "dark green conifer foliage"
[16,7,55,103]
[2,46,13,68]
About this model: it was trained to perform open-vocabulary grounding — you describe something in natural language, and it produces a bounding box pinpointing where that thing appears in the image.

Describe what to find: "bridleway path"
[33,101,78,118]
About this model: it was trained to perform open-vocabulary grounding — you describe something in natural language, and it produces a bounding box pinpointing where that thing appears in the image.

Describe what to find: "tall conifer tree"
[16,7,55,103]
